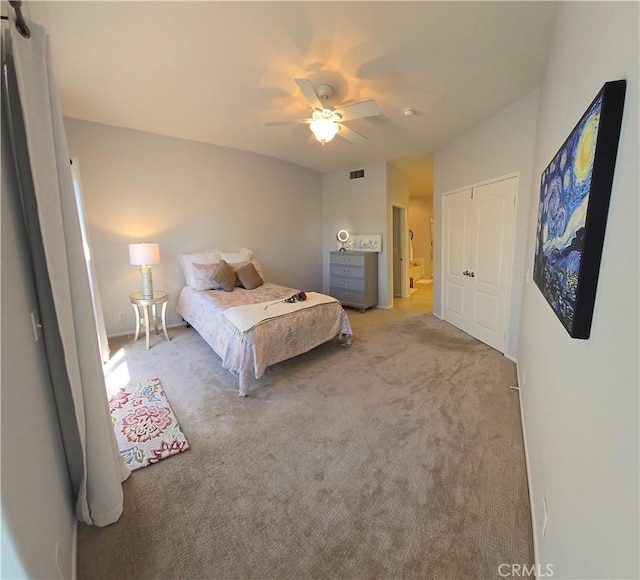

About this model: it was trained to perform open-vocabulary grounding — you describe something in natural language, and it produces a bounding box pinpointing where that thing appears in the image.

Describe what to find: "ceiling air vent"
[350,169,365,180]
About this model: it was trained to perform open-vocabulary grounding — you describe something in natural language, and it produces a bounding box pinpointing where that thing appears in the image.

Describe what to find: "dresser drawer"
[330,264,365,279]
[329,276,366,292]
[329,288,366,307]
[328,251,377,311]
[330,253,366,267]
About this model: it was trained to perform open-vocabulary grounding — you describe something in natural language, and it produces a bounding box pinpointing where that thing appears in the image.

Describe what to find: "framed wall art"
[345,234,382,252]
[533,80,626,339]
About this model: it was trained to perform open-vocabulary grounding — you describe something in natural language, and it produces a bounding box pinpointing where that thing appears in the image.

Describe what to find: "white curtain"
[5,19,129,526]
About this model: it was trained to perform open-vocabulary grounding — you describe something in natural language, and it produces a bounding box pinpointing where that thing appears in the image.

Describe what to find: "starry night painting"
[533,80,625,339]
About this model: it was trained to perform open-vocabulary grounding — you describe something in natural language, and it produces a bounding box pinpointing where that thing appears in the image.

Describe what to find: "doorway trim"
[391,203,409,299]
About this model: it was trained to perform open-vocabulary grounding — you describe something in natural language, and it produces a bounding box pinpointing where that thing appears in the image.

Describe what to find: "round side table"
[129,291,170,349]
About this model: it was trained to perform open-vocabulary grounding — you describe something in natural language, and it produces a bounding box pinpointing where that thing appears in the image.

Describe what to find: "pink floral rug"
[108,378,189,471]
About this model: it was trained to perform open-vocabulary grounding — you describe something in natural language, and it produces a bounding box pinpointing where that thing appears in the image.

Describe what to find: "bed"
[177,271,353,397]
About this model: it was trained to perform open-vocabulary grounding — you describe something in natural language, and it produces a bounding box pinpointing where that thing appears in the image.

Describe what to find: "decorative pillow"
[211,260,237,292]
[220,248,253,263]
[178,250,221,287]
[192,263,223,291]
[228,259,265,284]
[236,262,264,290]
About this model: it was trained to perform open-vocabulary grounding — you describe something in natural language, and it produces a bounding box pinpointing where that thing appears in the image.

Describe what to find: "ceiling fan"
[266,78,380,145]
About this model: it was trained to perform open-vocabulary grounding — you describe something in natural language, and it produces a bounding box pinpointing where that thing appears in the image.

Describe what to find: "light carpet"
[109,378,189,470]
[82,308,533,579]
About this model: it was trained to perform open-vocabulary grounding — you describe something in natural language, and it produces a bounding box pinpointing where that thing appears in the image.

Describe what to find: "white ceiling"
[26,1,557,196]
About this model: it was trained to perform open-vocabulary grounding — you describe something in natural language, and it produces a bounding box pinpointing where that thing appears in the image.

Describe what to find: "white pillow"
[178,250,221,287]
[220,248,253,263]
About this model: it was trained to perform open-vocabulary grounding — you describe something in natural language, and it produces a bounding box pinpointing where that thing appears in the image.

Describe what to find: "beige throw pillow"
[236,262,264,290]
[212,260,237,292]
[230,259,264,279]
[229,260,265,286]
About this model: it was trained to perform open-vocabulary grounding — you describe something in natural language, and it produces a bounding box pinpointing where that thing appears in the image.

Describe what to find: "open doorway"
[389,154,434,313]
[397,196,434,313]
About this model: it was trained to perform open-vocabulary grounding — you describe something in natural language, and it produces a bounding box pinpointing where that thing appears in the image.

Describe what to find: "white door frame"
[391,203,409,299]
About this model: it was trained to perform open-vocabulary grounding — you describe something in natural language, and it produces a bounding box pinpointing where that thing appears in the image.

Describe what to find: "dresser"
[329,251,378,311]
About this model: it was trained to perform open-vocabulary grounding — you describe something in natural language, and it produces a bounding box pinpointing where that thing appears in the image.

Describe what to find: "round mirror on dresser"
[336,229,350,252]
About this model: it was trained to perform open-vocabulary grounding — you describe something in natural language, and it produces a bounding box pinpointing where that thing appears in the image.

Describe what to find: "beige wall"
[408,196,433,276]
[517,2,639,577]
[320,161,414,308]
[64,118,323,335]
[321,163,388,305]
[434,89,540,358]
[386,164,411,303]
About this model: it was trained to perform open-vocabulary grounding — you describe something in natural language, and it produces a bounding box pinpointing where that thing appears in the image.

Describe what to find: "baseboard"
[515,363,539,574]
[71,521,78,580]
[505,353,518,364]
[107,322,187,339]
[107,330,133,339]
[432,312,443,320]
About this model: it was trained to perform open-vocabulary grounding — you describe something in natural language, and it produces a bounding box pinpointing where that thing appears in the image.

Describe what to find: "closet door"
[442,177,516,352]
[443,189,473,334]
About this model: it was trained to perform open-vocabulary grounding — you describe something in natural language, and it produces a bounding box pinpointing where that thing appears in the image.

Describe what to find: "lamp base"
[140,265,153,299]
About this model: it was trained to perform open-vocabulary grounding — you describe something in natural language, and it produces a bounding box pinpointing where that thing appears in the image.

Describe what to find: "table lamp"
[129,243,160,299]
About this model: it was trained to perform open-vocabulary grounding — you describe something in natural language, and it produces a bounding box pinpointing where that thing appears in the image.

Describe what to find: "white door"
[443,188,473,334]
[442,177,516,352]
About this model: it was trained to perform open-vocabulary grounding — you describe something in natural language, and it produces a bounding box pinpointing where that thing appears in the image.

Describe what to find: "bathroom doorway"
[396,225,433,313]
[389,153,433,313]
[394,279,433,314]
[393,193,433,313]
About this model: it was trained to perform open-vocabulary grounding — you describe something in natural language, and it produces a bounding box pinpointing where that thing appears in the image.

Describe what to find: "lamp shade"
[310,117,339,143]
[129,243,160,266]
[310,109,340,144]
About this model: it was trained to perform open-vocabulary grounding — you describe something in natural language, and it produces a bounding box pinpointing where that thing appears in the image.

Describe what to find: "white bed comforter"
[177,283,353,396]
[223,291,340,333]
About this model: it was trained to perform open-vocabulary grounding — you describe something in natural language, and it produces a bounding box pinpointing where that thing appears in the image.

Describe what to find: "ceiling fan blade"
[265,118,312,127]
[335,100,380,121]
[265,120,297,127]
[294,78,323,110]
[338,124,368,145]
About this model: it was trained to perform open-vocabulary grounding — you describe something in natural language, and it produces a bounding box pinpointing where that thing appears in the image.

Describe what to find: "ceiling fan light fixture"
[310,109,339,144]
